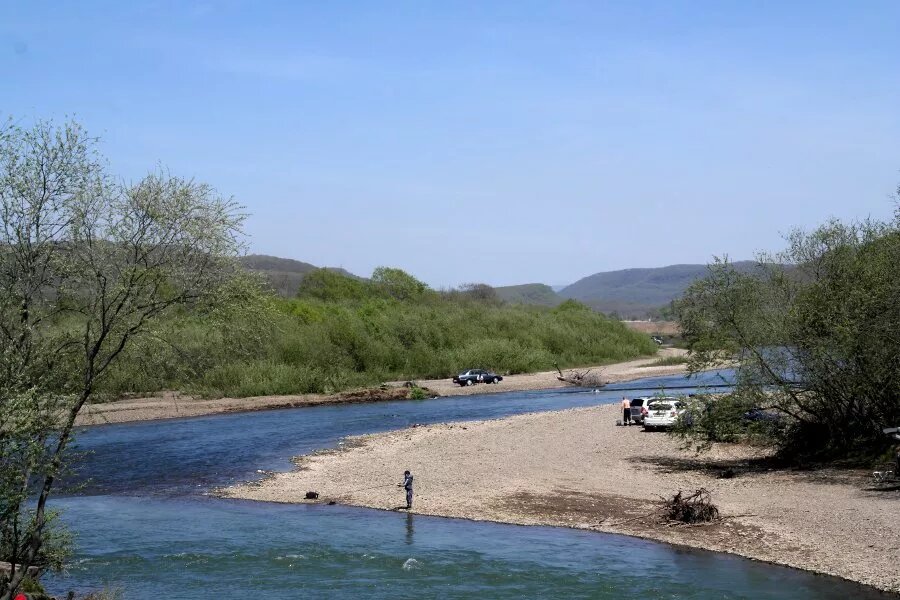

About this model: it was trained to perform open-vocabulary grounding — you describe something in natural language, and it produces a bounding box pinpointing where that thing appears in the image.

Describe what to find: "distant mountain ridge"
[558,261,758,317]
[240,254,755,318]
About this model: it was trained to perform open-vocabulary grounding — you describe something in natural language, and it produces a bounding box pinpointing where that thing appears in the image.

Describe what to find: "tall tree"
[0,119,247,598]
[676,210,900,460]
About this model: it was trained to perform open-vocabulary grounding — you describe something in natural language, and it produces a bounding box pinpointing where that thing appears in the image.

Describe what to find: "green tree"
[676,211,900,460]
[0,119,249,598]
[457,283,498,303]
[297,268,371,301]
[371,267,428,301]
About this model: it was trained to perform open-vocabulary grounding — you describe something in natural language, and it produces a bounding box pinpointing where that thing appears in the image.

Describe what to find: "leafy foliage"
[493,283,561,306]
[0,118,249,598]
[676,211,900,461]
[408,386,429,400]
[101,269,658,397]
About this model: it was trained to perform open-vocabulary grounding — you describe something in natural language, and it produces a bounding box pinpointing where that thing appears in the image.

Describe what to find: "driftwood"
[660,488,720,524]
[554,363,607,388]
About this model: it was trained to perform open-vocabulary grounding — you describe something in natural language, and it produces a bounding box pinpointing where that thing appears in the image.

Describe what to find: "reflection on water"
[406,512,415,546]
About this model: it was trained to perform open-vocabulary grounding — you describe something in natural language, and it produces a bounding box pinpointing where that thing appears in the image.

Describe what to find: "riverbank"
[76,349,690,426]
[224,403,900,594]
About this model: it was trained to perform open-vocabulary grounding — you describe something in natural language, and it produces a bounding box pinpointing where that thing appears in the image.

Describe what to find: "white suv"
[643,398,686,430]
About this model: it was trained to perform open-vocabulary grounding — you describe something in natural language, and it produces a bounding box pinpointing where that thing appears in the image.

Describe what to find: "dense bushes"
[100,269,657,397]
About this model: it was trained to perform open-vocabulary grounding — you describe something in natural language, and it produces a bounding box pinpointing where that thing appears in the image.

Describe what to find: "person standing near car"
[621,397,631,426]
[398,470,414,509]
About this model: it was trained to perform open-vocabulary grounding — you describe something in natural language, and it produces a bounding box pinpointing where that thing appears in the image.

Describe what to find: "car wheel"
[492,376,499,384]
[465,379,473,386]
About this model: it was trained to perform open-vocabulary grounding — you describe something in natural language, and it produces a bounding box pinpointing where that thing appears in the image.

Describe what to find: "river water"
[45,371,887,599]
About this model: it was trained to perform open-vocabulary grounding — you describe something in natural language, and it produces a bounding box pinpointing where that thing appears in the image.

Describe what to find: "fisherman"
[398,470,414,509]
[621,397,631,426]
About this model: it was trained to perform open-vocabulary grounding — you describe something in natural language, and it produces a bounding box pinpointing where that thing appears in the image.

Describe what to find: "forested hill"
[239,254,357,296]
[558,262,758,317]
[239,254,760,318]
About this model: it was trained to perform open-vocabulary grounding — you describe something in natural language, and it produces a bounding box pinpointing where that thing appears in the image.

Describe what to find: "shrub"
[408,386,429,400]
[97,269,657,397]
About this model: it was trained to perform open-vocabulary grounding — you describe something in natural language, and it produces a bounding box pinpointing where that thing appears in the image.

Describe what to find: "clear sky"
[3,1,898,287]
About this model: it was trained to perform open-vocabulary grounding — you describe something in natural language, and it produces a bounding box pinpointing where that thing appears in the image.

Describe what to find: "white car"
[642,398,686,430]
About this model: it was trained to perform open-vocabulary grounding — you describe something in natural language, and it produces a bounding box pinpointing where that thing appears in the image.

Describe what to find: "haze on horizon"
[3,1,898,288]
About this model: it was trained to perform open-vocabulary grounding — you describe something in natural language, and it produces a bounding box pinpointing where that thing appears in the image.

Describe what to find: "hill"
[239,254,760,318]
[239,254,357,296]
[494,283,563,306]
[559,262,759,318]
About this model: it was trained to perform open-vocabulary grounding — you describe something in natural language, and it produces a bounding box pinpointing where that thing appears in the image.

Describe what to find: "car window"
[650,402,672,410]
[630,399,645,407]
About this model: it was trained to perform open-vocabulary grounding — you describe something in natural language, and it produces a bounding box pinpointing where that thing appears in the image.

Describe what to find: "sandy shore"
[224,404,900,594]
[76,349,690,426]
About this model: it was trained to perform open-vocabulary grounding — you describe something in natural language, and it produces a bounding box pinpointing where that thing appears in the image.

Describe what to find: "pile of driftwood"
[554,363,607,388]
[661,488,720,524]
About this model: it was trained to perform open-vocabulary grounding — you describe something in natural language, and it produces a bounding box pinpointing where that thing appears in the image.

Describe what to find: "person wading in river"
[622,397,631,426]
[398,470,414,509]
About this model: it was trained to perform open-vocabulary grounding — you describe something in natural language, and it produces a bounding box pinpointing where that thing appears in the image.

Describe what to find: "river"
[45,371,888,599]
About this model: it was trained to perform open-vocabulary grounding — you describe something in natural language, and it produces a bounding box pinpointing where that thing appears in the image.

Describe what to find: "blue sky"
[3,1,898,287]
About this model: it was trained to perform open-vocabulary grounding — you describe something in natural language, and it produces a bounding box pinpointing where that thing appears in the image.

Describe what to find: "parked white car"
[642,398,686,430]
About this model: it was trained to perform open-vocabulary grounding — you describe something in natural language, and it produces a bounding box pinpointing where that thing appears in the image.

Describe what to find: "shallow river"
[46,371,887,599]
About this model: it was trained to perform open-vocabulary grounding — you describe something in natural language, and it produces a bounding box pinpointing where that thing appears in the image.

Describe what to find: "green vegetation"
[239,254,357,296]
[675,210,900,462]
[408,386,430,400]
[493,283,563,306]
[0,118,248,598]
[102,270,658,398]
